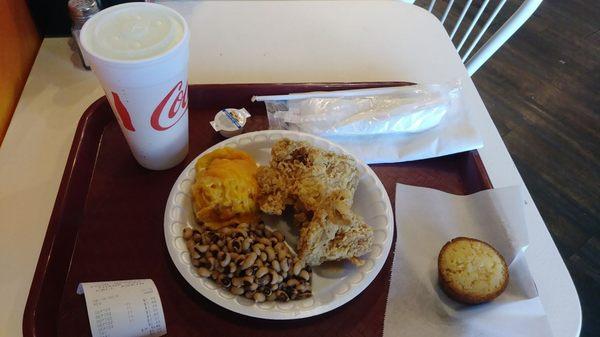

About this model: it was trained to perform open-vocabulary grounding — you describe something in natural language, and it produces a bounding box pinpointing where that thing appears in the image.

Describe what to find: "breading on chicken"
[297,190,373,265]
[256,138,359,213]
[256,138,373,266]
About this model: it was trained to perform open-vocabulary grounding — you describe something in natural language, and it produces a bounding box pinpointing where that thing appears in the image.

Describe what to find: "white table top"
[0,1,581,336]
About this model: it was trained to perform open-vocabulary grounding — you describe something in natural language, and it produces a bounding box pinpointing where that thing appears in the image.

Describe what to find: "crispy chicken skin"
[297,190,373,265]
[256,138,359,213]
[257,139,373,266]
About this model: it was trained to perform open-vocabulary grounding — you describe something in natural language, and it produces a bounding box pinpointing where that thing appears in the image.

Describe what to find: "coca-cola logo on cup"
[112,81,188,132]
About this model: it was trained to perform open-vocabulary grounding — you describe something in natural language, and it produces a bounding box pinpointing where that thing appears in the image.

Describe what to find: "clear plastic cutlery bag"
[253,80,464,137]
[252,79,482,164]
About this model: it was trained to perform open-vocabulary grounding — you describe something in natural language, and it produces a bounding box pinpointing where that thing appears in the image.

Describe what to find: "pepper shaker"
[68,0,100,70]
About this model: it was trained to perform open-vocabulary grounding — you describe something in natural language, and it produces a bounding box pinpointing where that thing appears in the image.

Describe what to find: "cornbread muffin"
[438,237,509,304]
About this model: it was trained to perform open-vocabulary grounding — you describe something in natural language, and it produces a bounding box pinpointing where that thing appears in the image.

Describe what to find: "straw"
[251,86,414,102]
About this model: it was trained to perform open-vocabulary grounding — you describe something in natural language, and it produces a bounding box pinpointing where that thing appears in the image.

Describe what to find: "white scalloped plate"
[164,130,394,319]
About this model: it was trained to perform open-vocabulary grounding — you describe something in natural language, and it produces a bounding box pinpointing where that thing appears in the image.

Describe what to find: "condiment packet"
[210,108,251,138]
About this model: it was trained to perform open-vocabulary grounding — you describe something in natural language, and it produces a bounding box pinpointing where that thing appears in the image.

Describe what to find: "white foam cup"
[80,2,190,170]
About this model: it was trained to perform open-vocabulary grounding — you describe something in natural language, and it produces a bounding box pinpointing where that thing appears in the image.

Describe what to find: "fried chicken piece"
[257,139,373,266]
[256,138,359,213]
[297,191,373,265]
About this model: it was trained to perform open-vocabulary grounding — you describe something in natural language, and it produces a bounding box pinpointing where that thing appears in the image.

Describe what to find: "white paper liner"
[383,184,553,337]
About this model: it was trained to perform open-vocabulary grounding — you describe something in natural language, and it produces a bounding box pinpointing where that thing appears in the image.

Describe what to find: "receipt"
[77,279,167,337]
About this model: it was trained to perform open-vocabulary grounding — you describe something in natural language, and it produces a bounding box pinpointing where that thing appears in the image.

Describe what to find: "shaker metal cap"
[68,0,100,26]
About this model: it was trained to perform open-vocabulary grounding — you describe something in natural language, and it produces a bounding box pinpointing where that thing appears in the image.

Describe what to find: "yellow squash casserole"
[191,147,259,229]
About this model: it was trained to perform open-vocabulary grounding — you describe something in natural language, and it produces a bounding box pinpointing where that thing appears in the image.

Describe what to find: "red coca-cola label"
[112,92,136,132]
[150,81,188,131]
[111,81,188,132]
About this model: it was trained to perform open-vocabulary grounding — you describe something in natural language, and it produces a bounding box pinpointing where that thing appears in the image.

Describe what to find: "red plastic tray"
[24,83,492,337]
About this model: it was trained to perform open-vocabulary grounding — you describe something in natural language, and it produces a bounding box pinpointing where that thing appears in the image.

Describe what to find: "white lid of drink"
[81,3,186,62]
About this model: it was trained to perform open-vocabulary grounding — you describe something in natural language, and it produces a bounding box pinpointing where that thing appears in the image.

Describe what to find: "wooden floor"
[415,0,599,335]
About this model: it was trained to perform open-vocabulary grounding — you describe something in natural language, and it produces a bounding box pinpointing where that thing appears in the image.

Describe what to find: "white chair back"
[412,0,542,75]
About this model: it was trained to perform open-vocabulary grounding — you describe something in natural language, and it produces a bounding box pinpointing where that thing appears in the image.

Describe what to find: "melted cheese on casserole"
[191,147,258,229]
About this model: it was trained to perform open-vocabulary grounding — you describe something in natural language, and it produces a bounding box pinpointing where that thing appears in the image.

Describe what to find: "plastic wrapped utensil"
[252,81,464,137]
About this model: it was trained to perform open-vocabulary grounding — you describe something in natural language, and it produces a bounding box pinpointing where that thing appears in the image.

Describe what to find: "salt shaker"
[68,0,100,70]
